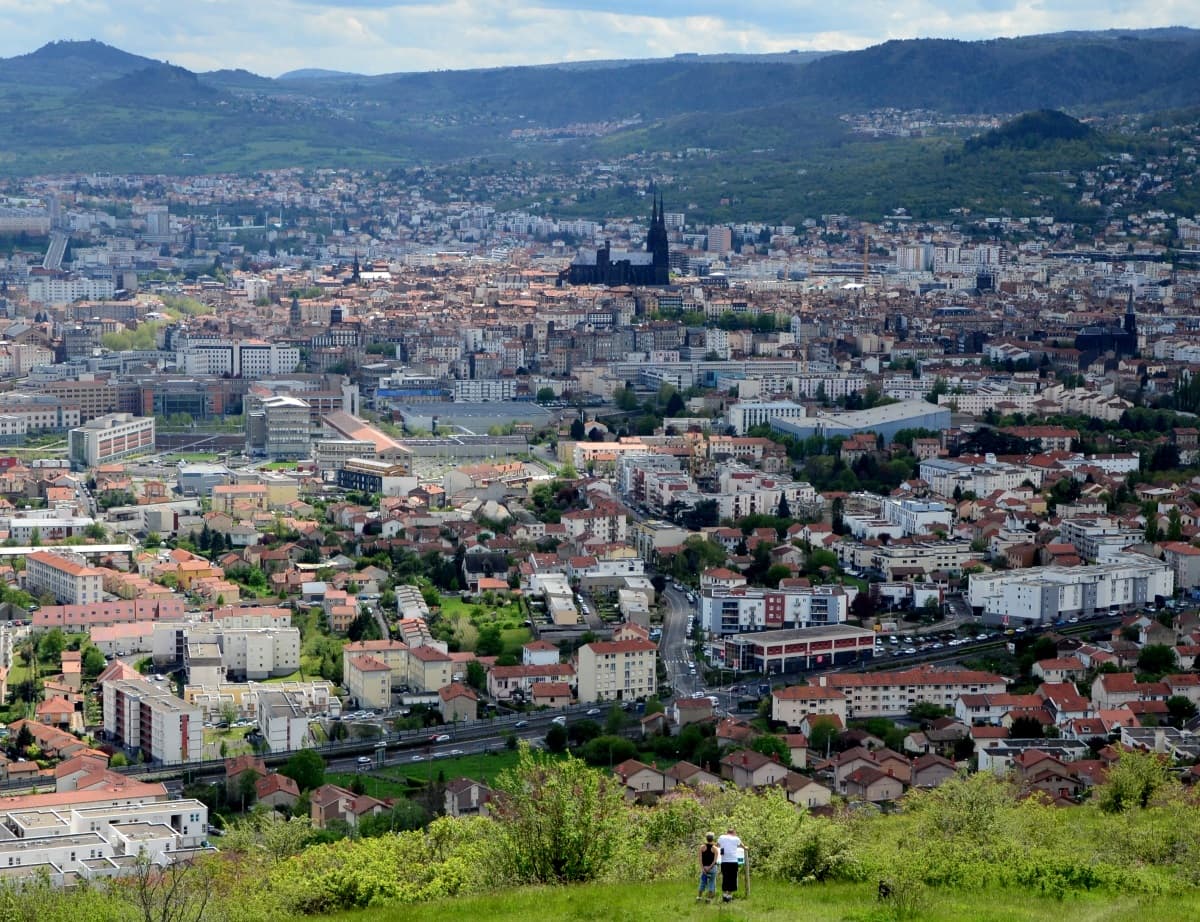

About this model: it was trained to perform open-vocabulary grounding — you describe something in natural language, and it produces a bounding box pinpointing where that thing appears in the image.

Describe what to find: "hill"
[0,30,1196,222]
[85,63,224,107]
[310,879,1200,922]
[964,109,1093,153]
[0,39,155,89]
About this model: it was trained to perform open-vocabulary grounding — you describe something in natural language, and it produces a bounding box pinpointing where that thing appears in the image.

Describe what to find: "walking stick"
[743,849,750,898]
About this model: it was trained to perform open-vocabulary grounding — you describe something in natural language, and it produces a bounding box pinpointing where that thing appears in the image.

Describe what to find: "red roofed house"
[576,638,657,703]
[1032,657,1085,684]
[256,772,301,811]
[438,682,479,723]
[612,759,672,802]
[844,765,904,803]
[530,681,573,709]
[720,749,789,790]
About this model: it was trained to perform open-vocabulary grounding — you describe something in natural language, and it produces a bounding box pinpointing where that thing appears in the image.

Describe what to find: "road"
[660,585,703,700]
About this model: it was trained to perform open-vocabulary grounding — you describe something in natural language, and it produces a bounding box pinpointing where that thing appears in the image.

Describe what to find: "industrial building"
[723,624,876,675]
[771,399,950,445]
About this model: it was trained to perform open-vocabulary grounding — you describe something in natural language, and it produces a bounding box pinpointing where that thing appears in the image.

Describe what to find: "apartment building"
[0,789,209,882]
[967,553,1174,624]
[919,456,1035,499]
[102,677,203,764]
[256,689,310,752]
[700,585,849,636]
[1056,517,1143,562]
[244,395,311,459]
[26,551,104,605]
[817,665,1006,718]
[837,539,976,580]
[152,622,300,682]
[727,400,807,435]
[345,654,392,710]
[576,638,658,703]
[771,685,849,728]
[68,413,155,467]
[407,644,453,692]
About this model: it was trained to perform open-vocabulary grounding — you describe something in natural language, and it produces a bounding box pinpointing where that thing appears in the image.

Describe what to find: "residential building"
[68,413,155,467]
[771,685,848,728]
[967,554,1174,624]
[256,689,310,752]
[576,638,657,703]
[817,665,1006,718]
[700,585,849,636]
[26,551,104,605]
[101,677,203,764]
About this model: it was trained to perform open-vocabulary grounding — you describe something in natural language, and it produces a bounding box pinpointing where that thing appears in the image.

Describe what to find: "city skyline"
[0,2,1194,77]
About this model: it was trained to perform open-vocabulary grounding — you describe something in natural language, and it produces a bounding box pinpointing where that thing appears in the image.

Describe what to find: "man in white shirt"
[717,827,745,902]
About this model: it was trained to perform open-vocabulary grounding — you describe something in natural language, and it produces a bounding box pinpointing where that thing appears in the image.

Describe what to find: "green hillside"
[314,879,1200,922]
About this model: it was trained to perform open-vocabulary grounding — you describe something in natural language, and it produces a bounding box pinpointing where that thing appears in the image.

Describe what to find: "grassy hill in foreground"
[315,879,1200,922]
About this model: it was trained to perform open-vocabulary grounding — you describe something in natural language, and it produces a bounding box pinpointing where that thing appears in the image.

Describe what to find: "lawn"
[434,596,530,655]
[311,879,1200,922]
[164,452,219,462]
[336,748,527,790]
[263,461,299,470]
[203,725,254,759]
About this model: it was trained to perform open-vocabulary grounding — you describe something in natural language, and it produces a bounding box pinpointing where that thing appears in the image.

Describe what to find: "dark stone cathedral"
[563,193,670,287]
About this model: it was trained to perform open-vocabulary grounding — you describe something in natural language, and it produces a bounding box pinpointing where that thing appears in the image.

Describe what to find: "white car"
[551,716,567,726]
[356,756,372,766]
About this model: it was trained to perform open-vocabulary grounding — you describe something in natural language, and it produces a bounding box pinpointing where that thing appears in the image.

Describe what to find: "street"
[660,585,703,700]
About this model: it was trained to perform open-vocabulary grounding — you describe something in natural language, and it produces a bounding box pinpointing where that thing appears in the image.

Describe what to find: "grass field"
[163,452,219,462]
[312,879,1200,922]
[326,748,526,798]
[312,878,1200,922]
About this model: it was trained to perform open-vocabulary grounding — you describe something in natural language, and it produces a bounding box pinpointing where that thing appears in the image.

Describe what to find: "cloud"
[0,1,1192,76]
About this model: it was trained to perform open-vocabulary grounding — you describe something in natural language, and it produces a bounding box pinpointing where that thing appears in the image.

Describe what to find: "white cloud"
[0,1,1192,75]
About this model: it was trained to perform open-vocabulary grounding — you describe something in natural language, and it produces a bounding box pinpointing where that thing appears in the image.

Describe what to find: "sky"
[1,1,1196,76]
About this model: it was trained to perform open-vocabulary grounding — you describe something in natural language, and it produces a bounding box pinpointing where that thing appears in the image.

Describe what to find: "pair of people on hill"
[697,828,745,903]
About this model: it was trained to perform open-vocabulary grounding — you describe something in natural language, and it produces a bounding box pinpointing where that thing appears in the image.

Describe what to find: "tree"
[82,645,107,677]
[807,717,839,759]
[1166,694,1198,728]
[490,745,627,883]
[604,704,626,735]
[1136,643,1177,677]
[750,734,791,767]
[1167,507,1184,541]
[569,417,585,440]
[776,494,791,519]
[544,723,568,753]
[38,628,66,660]
[1096,748,1176,812]
[476,624,504,657]
[1009,715,1047,739]
[237,769,260,810]
[280,749,325,792]
[130,850,217,922]
[465,660,487,691]
[580,735,638,767]
[1144,515,1160,543]
[536,387,556,404]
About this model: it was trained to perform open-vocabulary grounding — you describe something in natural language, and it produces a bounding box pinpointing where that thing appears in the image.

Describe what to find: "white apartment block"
[0,795,209,882]
[919,456,1037,498]
[967,553,1173,625]
[256,689,311,752]
[152,622,300,682]
[26,551,104,605]
[102,678,203,764]
[700,585,849,636]
[714,467,819,519]
[183,680,336,720]
[176,340,300,378]
[68,413,155,467]
[817,666,1006,718]
[1056,517,1144,562]
[880,496,954,537]
[345,655,392,710]
[576,638,657,703]
[728,400,806,435]
[27,276,115,304]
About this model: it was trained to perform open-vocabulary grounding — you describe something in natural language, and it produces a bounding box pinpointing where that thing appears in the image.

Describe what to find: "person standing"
[717,827,745,903]
[697,832,718,903]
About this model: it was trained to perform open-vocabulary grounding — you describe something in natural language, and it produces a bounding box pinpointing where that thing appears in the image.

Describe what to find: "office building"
[68,413,155,467]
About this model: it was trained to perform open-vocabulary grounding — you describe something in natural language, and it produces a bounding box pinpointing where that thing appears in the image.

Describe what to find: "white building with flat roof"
[68,413,155,467]
[967,553,1173,625]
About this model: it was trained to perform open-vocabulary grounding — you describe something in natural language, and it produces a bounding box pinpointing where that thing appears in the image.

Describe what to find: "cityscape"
[0,16,1198,922]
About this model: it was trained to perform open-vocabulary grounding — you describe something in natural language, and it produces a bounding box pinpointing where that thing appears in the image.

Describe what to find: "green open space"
[432,596,530,655]
[163,452,219,462]
[312,879,1200,922]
